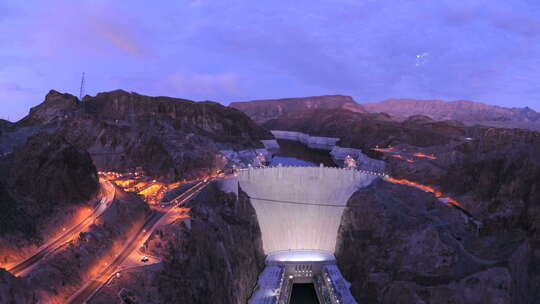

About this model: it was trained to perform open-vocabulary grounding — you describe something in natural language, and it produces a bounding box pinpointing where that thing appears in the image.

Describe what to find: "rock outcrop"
[230,95,367,124]
[0,133,99,238]
[0,269,35,304]
[336,179,514,304]
[363,98,540,131]
[0,132,102,300]
[90,182,265,303]
[10,133,99,214]
[0,119,13,134]
[18,90,80,126]
[2,90,273,180]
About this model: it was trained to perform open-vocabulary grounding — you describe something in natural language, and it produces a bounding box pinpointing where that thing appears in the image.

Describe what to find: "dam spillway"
[237,165,378,254]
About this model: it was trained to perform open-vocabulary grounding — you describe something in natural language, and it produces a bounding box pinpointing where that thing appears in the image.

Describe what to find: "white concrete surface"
[271,130,339,150]
[261,139,280,151]
[266,250,335,263]
[321,264,357,304]
[248,265,285,304]
[238,166,377,253]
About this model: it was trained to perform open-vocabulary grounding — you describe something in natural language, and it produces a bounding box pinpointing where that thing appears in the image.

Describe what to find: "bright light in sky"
[415,52,429,66]
[1,0,540,120]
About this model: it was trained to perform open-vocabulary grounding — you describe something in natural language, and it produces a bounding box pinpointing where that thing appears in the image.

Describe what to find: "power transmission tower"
[79,72,85,101]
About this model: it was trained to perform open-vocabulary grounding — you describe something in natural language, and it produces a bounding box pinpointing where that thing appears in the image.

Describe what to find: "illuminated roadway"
[67,179,211,304]
[7,181,116,276]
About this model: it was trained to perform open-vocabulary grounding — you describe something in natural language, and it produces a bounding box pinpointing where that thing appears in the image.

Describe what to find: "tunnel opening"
[270,139,335,167]
[290,283,320,304]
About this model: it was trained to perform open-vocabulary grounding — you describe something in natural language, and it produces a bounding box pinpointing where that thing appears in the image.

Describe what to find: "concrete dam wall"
[237,166,378,253]
[271,130,339,150]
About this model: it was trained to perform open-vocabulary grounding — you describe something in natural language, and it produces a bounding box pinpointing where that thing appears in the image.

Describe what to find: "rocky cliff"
[2,90,273,180]
[363,98,540,131]
[17,90,80,126]
[230,95,367,124]
[0,133,99,238]
[0,132,101,273]
[336,179,515,303]
[90,182,265,303]
[0,119,13,134]
[0,269,35,303]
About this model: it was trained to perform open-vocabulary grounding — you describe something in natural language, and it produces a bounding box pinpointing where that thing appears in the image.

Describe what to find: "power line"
[247,195,352,208]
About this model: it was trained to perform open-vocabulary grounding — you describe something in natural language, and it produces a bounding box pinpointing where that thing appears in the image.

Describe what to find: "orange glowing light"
[391,154,415,163]
[372,147,395,153]
[385,176,464,208]
[442,196,463,208]
[386,177,442,197]
[96,169,217,205]
[413,152,437,160]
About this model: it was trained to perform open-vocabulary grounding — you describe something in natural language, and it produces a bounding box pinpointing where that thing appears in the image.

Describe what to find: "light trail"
[67,179,211,304]
[384,176,462,208]
[372,147,395,153]
[7,181,116,276]
[413,152,437,160]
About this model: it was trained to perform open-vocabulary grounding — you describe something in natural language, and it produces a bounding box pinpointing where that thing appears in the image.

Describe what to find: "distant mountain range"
[363,98,540,131]
[230,95,366,124]
[231,95,540,131]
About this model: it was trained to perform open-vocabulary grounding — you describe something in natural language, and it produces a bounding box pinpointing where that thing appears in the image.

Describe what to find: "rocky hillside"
[25,187,149,304]
[336,130,540,303]
[230,95,366,123]
[263,108,467,158]
[336,179,515,304]
[90,183,265,303]
[1,90,273,180]
[0,119,12,132]
[0,132,99,238]
[363,98,540,131]
[0,269,35,303]
[266,106,540,303]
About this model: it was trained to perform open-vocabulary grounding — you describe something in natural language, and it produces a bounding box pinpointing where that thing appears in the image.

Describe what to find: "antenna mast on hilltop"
[79,72,86,101]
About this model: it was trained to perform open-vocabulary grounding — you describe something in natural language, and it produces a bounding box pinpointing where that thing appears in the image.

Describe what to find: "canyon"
[1,91,539,303]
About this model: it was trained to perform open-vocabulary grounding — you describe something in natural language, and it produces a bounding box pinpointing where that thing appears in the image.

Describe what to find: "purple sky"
[1,0,540,121]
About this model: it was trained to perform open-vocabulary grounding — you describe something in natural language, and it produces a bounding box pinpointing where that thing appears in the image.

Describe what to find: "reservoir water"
[270,139,335,167]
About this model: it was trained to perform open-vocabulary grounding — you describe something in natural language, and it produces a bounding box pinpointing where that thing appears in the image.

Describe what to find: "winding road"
[7,181,116,276]
[67,179,210,304]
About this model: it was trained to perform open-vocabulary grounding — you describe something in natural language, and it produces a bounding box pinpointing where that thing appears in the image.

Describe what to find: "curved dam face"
[238,166,378,253]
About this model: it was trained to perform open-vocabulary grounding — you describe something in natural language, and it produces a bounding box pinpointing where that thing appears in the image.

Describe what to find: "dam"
[238,165,377,253]
[222,165,383,303]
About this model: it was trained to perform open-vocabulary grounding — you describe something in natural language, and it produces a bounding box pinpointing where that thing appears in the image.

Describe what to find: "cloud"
[0,82,34,93]
[165,72,240,99]
[1,0,540,121]
[492,13,540,38]
[28,1,148,58]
